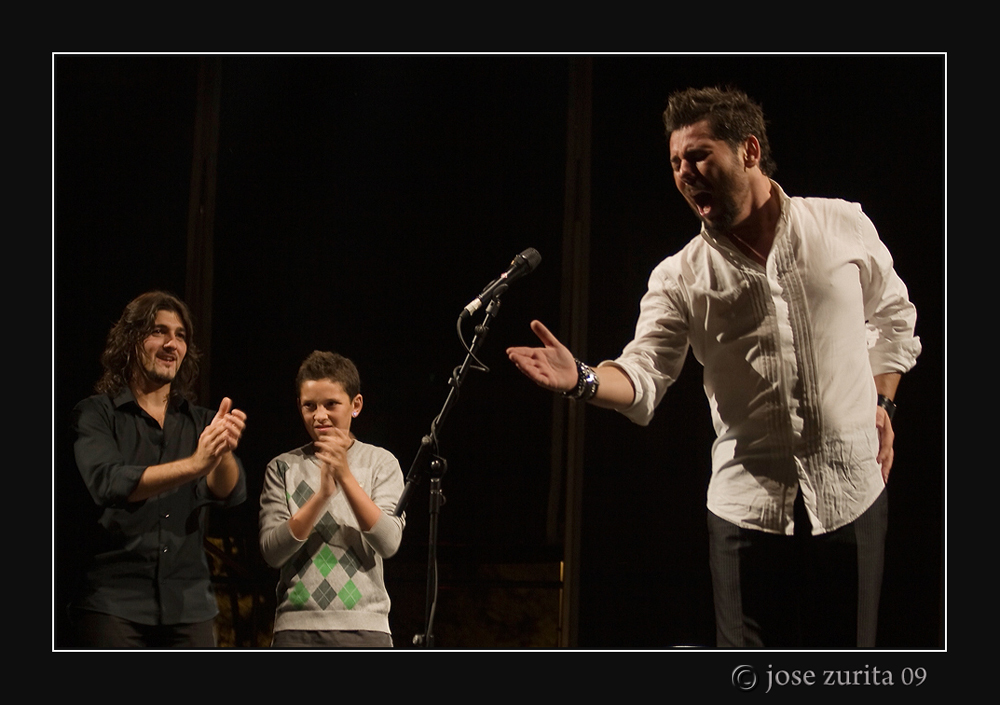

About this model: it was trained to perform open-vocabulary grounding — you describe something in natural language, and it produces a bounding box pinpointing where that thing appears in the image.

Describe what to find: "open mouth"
[691,191,713,216]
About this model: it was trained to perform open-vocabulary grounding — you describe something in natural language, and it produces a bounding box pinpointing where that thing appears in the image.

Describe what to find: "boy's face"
[298,378,363,441]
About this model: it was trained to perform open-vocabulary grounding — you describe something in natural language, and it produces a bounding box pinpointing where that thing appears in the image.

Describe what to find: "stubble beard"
[699,198,739,237]
[696,164,751,237]
[136,355,179,389]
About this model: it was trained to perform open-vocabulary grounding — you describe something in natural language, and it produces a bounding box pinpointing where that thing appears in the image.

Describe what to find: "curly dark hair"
[94,291,201,402]
[295,350,361,399]
[663,86,777,177]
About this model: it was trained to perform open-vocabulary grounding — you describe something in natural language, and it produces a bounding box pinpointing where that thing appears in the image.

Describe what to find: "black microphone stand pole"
[393,292,505,648]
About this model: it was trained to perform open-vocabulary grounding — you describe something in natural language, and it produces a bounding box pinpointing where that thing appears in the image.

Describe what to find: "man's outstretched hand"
[506,320,577,393]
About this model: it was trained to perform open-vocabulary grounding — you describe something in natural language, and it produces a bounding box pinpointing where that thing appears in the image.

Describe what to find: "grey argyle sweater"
[259,440,405,633]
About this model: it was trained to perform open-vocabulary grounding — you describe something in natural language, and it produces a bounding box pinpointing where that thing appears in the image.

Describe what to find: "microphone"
[461,248,541,319]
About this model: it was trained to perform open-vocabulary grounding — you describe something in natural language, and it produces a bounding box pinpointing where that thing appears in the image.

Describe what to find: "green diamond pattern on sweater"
[280,509,368,611]
[315,545,338,576]
[288,581,311,607]
[339,581,362,609]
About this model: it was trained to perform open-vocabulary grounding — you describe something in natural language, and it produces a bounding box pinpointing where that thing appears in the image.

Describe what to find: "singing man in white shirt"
[507,86,921,647]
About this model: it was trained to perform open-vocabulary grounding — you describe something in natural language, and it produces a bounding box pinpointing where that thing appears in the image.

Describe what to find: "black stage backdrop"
[53,54,944,651]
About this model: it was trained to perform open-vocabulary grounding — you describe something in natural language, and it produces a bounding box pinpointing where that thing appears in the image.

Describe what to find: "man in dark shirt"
[69,291,248,648]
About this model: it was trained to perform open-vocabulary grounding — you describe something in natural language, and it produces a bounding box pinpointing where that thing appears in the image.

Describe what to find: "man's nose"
[678,160,697,182]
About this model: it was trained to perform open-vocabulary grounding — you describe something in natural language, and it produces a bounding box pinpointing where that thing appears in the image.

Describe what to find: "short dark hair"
[94,291,201,402]
[663,86,776,176]
[296,350,361,399]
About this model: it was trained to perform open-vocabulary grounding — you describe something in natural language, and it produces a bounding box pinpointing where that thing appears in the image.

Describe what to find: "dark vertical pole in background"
[550,56,592,648]
[185,56,222,404]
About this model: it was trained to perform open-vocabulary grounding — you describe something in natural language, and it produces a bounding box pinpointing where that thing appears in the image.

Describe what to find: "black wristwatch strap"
[877,394,896,421]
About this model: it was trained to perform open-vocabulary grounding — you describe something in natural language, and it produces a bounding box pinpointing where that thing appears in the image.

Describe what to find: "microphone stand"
[394,293,504,648]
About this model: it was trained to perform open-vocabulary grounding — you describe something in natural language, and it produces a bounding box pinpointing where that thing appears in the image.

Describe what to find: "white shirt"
[608,183,921,535]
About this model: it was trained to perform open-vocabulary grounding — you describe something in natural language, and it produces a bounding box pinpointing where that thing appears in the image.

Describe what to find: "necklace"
[727,230,768,265]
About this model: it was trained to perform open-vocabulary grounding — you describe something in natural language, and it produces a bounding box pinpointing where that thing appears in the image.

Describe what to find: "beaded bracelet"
[563,359,599,401]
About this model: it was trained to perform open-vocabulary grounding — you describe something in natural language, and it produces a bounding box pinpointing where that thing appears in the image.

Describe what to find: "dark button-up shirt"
[71,389,246,625]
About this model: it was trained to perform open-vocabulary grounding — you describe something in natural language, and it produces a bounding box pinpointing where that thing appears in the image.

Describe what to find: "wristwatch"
[563,359,599,402]
[877,394,896,421]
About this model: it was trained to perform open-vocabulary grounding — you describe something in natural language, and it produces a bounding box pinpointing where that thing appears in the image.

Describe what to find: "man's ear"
[743,135,761,169]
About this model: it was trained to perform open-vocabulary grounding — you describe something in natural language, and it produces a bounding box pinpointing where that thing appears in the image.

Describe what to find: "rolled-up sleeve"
[607,262,691,427]
[72,397,146,507]
[856,211,922,375]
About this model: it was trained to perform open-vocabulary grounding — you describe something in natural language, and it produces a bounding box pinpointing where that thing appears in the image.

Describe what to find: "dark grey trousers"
[70,609,217,648]
[271,629,393,648]
[708,488,887,647]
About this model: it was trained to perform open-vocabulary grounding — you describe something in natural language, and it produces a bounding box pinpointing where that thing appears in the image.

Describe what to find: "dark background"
[53,54,944,649]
